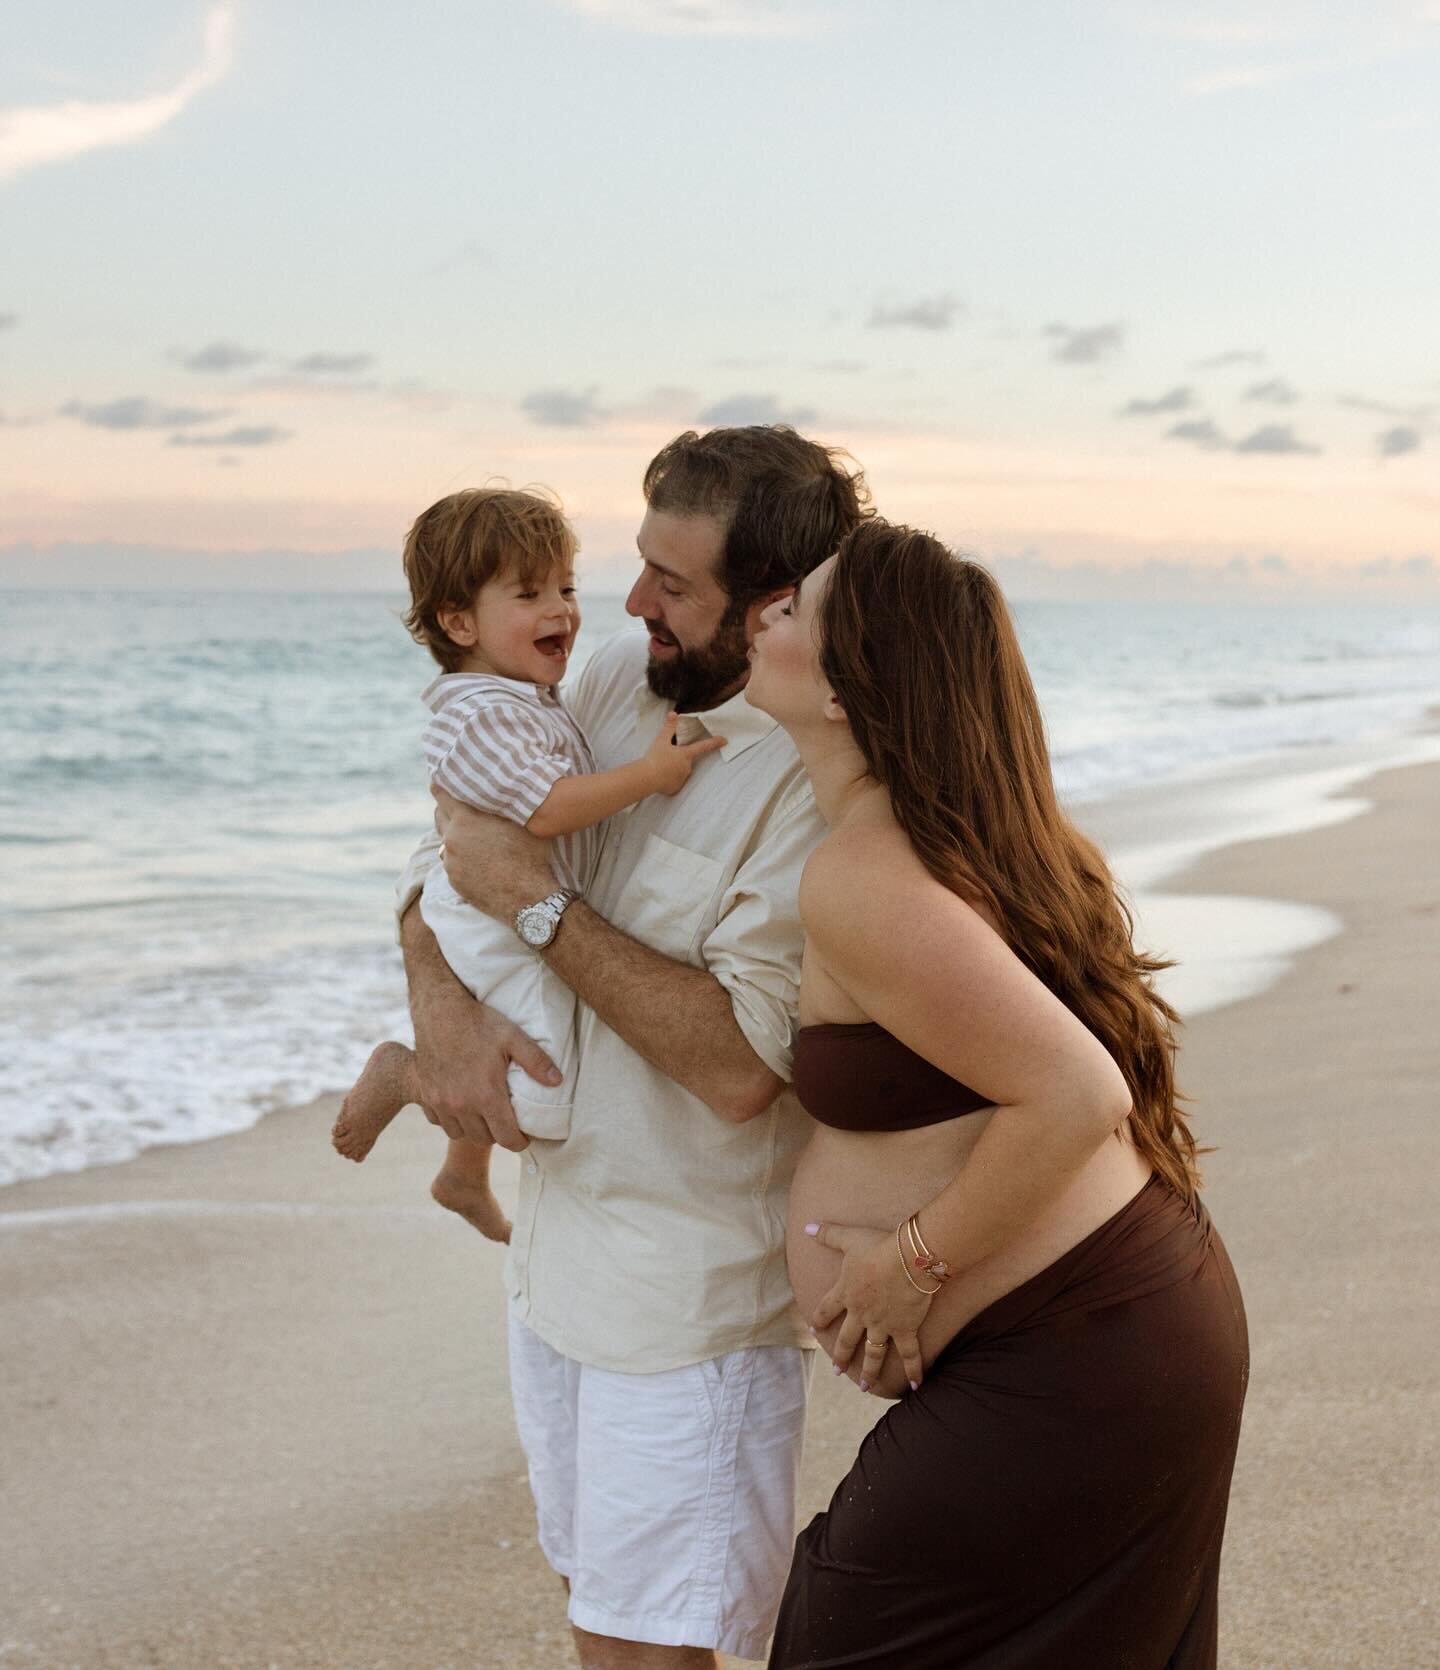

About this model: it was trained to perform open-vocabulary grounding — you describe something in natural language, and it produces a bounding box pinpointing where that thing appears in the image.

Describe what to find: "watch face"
[518,907,552,948]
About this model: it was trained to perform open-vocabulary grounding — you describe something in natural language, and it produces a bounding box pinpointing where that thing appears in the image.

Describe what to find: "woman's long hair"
[818,521,1201,1200]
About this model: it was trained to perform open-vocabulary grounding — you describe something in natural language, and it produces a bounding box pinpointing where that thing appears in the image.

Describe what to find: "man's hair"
[642,426,871,602]
[401,486,578,672]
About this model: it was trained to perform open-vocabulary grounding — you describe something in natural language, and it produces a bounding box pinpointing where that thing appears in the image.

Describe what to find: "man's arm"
[541,901,784,1123]
[400,900,563,1150]
[434,796,786,1124]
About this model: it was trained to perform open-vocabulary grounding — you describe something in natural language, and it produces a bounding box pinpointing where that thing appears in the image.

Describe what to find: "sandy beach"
[3,758,1436,1669]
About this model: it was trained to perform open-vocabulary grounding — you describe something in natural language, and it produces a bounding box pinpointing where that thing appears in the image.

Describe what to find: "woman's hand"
[807,1220,936,1391]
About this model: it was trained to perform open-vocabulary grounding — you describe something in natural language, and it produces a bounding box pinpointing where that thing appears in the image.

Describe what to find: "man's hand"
[434,790,555,920]
[402,904,561,1150]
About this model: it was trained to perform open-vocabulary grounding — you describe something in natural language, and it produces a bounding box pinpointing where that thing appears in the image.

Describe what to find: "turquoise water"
[1,589,1436,1184]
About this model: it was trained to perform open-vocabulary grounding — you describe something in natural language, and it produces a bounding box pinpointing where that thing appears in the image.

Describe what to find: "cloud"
[1242,377,1299,404]
[697,391,818,427]
[1359,553,1435,579]
[1166,418,1231,451]
[557,0,825,38]
[1119,385,1194,417]
[168,424,292,448]
[289,351,374,376]
[811,359,865,374]
[0,4,235,183]
[424,240,491,278]
[1043,321,1125,364]
[174,339,266,373]
[521,386,607,427]
[1192,348,1266,369]
[1233,423,1321,455]
[1339,393,1436,422]
[61,396,225,429]
[1187,63,1300,95]
[869,294,961,332]
[0,311,16,330]
[1376,425,1422,458]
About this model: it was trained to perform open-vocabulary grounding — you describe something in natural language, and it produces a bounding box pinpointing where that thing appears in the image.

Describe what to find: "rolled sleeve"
[701,797,819,1081]
[432,701,574,823]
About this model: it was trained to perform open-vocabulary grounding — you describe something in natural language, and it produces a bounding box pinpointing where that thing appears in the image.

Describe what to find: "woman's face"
[745,553,836,726]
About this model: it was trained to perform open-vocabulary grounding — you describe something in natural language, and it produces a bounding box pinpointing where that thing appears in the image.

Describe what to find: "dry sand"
[2,760,1436,1669]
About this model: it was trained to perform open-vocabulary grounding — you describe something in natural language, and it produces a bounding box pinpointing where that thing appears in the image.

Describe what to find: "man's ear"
[437,606,478,648]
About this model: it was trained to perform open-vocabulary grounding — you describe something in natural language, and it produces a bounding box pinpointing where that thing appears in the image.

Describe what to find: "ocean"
[2,589,1437,1187]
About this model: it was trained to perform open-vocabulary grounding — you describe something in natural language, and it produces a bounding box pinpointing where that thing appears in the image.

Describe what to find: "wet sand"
[2,760,1436,1667]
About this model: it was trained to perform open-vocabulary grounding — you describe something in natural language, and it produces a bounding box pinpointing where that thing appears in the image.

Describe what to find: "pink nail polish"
[859,1379,870,1393]
[909,1380,920,1392]
[804,1223,820,1236]
[832,1362,843,1375]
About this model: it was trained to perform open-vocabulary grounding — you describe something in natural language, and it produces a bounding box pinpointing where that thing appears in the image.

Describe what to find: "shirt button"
[526,1159,538,1174]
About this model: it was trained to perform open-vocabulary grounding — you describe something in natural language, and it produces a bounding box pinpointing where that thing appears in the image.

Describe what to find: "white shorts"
[420,867,577,1139]
[507,1310,812,1661]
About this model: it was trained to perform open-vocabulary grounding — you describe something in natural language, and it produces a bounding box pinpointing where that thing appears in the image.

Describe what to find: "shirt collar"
[422,671,562,713]
[632,676,779,762]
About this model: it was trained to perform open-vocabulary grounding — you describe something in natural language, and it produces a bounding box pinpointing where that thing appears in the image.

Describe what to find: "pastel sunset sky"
[2,0,1438,597]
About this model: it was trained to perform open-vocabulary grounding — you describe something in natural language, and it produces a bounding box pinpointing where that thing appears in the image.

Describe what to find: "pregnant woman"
[745,522,1248,1669]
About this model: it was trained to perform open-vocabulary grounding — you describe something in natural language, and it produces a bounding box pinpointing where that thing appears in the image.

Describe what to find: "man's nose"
[624,574,650,618]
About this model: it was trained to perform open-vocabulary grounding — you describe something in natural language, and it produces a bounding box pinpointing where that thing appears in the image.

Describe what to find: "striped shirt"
[420,673,599,893]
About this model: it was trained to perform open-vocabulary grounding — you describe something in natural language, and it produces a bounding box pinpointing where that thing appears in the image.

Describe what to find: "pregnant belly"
[789,1115,1152,1401]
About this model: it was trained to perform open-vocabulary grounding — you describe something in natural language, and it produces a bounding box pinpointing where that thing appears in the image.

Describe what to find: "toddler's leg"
[431,1138,512,1244]
[331,1040,421,1161]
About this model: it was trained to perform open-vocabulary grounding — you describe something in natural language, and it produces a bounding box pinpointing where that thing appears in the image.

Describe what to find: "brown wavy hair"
[644,425,872,604]
[402,486,577,672]
[818,521,1201,1201]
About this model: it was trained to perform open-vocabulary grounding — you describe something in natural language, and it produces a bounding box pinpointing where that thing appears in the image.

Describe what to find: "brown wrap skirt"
[768,1175,1248,1669]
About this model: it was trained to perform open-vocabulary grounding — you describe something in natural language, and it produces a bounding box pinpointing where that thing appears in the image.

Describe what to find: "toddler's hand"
[644,712,726,795]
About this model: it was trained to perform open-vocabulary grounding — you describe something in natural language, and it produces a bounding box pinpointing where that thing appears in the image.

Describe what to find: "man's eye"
[661,583,682,599]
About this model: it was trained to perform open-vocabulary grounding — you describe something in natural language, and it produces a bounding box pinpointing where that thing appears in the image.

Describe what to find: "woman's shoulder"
[800,814,938,926]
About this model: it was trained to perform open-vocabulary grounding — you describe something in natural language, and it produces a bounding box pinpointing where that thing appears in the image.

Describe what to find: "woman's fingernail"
[909,1380,920,1392]
[859,1380,870,1393]
[831,1361,843,1375]
[804,1223,820,1236]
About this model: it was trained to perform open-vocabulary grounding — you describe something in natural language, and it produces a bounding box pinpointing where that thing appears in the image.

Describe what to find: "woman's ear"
[822,689,847,724]
[437,605,478,649]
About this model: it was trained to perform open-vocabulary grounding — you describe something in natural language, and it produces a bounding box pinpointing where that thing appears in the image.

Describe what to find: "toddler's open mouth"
[534,634,569,659]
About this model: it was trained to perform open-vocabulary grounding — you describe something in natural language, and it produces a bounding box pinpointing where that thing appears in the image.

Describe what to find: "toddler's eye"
[517,591,538,601]
[562,586,578,597]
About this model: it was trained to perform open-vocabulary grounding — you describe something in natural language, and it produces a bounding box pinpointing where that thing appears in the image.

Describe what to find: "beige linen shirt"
[397,629,824,1373]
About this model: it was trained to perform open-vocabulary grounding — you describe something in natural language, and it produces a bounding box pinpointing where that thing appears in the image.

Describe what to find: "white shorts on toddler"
[507,1309,811,1661]
[420,867,578,1139]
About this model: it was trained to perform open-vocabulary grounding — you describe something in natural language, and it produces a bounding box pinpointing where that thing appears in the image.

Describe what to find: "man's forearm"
[543,904,783,1123]
[401,898,470,1017]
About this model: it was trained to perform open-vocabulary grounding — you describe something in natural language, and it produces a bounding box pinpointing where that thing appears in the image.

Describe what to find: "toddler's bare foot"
[332,1041,415,1162]
[431,1166,512,1243]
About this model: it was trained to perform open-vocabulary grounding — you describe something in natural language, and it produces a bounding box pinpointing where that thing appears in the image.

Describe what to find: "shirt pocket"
[612,833,725,963]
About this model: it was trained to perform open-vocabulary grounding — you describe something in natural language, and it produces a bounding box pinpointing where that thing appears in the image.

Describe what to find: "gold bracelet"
[896,1222,943,1295]
[904,1213,951,1282]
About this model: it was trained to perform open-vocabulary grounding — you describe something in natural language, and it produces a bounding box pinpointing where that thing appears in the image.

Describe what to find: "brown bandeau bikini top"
[792,1020,993,1133]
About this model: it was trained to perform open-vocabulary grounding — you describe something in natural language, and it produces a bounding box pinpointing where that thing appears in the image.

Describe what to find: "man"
[398,426,871,1668]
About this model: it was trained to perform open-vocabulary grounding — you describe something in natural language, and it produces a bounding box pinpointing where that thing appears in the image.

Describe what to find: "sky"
[2,0,1438,599]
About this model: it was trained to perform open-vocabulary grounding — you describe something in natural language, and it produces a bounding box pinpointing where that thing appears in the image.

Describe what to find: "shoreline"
[6,719,1438,1195]
[2,758,1437,1666]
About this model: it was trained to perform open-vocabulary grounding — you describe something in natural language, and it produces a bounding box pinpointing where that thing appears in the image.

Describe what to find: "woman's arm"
[525,713,725,838]
[800,825,1133,1372]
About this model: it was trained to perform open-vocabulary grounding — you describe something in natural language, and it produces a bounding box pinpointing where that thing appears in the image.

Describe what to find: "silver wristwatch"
[514,888,580,949]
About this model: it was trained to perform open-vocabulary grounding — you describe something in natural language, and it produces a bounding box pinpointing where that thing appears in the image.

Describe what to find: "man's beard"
[644,597,752,712]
